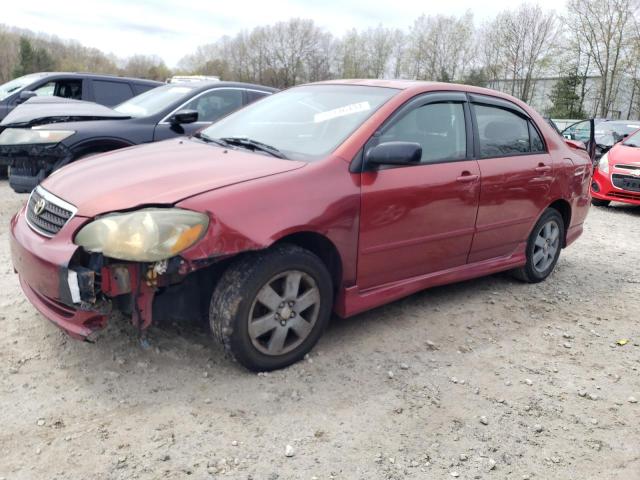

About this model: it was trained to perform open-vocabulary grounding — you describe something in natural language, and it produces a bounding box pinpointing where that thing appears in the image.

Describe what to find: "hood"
[42,138,306,217]
[609,143,640,167]
[1,97,130,128]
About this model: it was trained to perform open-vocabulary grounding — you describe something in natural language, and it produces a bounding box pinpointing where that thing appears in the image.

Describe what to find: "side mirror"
[366,141,422,167]
[16,91,37,104]
[170,109,198,125]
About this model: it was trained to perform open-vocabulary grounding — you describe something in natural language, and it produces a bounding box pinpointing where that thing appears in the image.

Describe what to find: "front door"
[468,100,554,263]
[357,95,481,289]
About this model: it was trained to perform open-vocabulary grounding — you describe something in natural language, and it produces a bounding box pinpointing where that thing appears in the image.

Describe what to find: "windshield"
[622,128,640,147]
[114,84,196,118]
[201,85,398,161]
[595,122,640,146]
[0,73,47,101]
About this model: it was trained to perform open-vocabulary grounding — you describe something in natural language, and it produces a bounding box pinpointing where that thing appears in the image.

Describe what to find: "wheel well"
[275,232,343,291]
[548,199,571,246]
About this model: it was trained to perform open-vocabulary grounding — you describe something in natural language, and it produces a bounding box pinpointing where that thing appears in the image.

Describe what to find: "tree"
[547,72,586,118]
[566,0,637,117]
[481,5,558,102]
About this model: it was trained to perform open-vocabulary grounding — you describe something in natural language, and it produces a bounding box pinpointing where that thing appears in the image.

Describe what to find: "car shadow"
[607,203,640,216]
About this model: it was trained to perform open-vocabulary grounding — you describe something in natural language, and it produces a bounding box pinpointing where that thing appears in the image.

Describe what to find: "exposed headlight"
[0,128,75,145]
[74,208,209,262]
[598,152,609,174]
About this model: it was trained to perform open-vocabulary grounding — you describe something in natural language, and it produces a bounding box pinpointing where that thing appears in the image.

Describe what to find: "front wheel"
[591,198,610,207]
[512,209,564,283]
[210,244,333,371]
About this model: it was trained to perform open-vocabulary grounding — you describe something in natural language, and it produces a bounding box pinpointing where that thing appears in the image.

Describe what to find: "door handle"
[456,172,479,183]
[535,164,552,173]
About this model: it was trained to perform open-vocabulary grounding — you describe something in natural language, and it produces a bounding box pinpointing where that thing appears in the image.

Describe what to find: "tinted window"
[182,89,243,123]
[475,105,531,157]
[379,102,466,164]
[93,80,134,106]
[133,83,156,95]
[529,123,545,152]
[247,90,270,104]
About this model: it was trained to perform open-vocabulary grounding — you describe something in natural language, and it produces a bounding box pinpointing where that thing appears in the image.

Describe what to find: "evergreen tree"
[12,37,34,77]
[12,36,55,77]
[547,72,586,118]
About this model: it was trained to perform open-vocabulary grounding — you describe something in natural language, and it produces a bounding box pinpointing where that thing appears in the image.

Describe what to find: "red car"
[591,128,640,206]
[10,80,592,370]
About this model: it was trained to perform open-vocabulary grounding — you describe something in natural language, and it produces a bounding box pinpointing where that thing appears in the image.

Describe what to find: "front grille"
[612,174,640,193]
[26,187,77,237]
[615,164,640,171]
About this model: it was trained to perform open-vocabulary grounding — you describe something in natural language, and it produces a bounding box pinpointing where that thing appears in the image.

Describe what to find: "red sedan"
[10,80,592,370]
[591,128,640,206]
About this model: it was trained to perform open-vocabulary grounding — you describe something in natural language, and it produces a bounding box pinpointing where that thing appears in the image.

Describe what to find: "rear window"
[92,80,134,106]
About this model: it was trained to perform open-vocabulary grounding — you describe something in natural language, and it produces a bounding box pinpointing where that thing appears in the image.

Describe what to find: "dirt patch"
[1,182,639,479]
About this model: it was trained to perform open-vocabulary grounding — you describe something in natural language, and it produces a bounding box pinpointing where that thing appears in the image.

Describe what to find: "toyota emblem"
[33,198,47,216]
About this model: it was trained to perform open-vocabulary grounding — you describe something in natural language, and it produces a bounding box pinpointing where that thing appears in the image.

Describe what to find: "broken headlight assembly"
[74,208,209,262]
[0,128,76,145]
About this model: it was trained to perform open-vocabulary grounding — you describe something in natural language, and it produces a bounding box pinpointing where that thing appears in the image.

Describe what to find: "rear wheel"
[512,209,564,283]
[591,198,610,207]
[210,244,333,371]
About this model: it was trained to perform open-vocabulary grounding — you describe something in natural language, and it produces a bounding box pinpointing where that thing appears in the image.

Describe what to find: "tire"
[210,244,333,371]
[511,208,565,283]
[591,198,610,207]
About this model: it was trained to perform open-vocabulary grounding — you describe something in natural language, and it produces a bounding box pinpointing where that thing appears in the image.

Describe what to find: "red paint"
[10,80,591,339]
[591,142,640,206]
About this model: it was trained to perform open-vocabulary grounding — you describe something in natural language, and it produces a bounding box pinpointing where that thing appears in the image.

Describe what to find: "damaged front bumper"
[10,206,210,340]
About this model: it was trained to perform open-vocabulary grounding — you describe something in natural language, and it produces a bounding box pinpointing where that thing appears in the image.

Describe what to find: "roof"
[25,72,162,85]
[309,78,527,105]
[170,81,278,93]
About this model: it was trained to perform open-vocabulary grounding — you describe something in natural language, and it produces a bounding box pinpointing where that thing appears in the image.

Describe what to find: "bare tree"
[567,0,638,116]
[482,5,558,102]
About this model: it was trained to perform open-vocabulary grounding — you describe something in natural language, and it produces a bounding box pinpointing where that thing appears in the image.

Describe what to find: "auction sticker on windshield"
[314,101,371,123]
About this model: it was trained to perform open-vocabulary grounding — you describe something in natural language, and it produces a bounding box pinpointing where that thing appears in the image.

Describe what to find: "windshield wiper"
[192,132,229,147]
[220,136,287,159]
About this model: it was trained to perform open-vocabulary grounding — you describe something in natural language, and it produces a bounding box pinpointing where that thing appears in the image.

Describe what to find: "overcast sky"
[3,0,563,67]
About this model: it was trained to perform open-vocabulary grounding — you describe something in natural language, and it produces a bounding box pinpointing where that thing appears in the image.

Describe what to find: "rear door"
[153,88,244,141]
[357,92,481,289]
[468,95,553,263]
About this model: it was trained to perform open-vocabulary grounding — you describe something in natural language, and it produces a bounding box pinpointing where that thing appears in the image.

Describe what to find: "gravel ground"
[1,181,639,480]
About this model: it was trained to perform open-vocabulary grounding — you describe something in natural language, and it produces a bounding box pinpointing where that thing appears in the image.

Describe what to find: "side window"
[93,80,134,106]
[33,79,82,99]
[378,102,467,164]
[33,81,56,96]
[182,89,243,123]
[529,122,545,152]
[133,83,156,95]
[474,104,530,158]
[246,90,270,104]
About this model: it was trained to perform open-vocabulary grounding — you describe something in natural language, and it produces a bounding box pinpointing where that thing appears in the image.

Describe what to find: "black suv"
[0,72,162,121]
[0,81,277,192]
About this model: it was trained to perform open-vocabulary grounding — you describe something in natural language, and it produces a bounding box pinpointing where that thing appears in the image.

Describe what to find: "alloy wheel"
[532,219,560,273]
[248,270,320,356]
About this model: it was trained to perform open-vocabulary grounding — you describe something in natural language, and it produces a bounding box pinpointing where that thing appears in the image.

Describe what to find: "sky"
[2,0,564,67]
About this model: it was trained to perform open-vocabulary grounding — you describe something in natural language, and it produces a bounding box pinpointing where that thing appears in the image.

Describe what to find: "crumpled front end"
[2,142,73,193]
[10,188,216,340]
